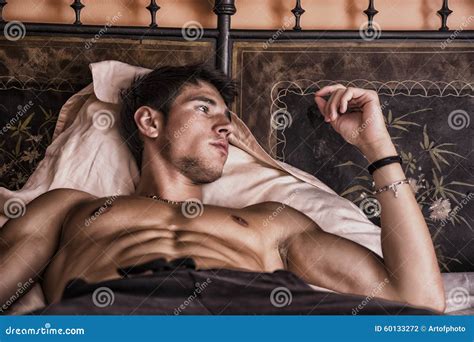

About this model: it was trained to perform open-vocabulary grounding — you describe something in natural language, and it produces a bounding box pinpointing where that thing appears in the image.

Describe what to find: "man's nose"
[215,116,234,138]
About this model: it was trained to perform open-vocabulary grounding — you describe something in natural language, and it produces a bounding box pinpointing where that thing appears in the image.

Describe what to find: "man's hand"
[315,85,396,163]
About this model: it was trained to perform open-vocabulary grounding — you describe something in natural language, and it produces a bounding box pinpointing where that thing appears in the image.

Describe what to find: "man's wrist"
[358,137,397,164]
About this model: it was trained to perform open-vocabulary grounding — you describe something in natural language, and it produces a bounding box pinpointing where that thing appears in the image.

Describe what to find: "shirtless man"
[0,64,445,314]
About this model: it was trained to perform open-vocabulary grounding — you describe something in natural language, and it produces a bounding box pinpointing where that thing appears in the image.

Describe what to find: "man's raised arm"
[306,85,445,311]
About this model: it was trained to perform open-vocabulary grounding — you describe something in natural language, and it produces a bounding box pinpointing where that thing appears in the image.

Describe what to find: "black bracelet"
[367,155,402,175]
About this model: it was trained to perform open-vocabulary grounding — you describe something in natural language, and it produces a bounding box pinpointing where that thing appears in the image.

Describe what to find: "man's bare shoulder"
[34,188,96,206]
[13,188,97,222]
[1,189,98,254]
[42,187,94,197]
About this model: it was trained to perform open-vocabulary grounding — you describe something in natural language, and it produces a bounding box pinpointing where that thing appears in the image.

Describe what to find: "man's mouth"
[210,141,228,156]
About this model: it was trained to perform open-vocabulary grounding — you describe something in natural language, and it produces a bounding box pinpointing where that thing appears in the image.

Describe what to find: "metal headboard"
[0,0,472,76]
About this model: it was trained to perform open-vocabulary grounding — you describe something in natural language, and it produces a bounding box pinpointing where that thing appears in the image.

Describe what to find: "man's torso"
[43,195,305,303]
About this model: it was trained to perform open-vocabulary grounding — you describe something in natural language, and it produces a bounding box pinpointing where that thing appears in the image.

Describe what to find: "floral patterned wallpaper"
[277,88,473,272]
[0,85,70,190]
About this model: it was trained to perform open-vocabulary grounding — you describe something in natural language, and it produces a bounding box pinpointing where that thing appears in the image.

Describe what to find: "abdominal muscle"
[42,197,286,303]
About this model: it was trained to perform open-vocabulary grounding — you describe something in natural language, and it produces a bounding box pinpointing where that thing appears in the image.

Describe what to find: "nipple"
[231,215,249,227]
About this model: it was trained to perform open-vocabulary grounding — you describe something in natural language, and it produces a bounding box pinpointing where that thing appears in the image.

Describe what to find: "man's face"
[159,81,233,184]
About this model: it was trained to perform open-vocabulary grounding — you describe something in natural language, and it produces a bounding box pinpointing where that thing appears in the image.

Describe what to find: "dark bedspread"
[31,258,437,315]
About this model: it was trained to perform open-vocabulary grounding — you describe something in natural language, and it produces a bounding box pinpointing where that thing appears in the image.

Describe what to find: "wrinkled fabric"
[33,267,435,315]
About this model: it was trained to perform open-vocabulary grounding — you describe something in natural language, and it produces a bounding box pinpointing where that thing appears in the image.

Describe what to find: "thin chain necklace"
[147,195,185,205]
[147,195,202,206]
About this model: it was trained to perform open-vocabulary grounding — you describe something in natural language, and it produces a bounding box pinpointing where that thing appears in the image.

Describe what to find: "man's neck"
[134,157,203,202]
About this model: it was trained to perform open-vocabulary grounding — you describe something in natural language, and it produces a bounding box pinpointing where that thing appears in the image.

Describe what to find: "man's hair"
[119,63,238,168]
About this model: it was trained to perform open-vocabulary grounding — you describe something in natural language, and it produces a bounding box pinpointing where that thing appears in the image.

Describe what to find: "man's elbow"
[433,300,446,313]
[390,280,446,313]
[406,289,446,313]
[425,292,446,313]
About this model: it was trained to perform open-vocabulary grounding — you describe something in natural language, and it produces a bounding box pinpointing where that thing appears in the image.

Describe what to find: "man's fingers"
[328,89,345,121]
[315,84,347,122]
[339,88,354,113]
[347,87,374,99]
[315,85,378,122]
[315,84,346,97]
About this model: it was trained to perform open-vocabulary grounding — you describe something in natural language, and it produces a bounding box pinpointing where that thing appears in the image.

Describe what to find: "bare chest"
[43,197,291,302]
[59,197,277,251]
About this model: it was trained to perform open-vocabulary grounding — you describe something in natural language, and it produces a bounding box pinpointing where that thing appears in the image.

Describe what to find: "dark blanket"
[31,259,437,315]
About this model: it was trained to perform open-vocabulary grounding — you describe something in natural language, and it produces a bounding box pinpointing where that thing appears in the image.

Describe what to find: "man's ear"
[134,106,163,139]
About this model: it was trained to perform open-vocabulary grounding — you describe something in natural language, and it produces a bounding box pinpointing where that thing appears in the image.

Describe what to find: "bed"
[0,0,472,315]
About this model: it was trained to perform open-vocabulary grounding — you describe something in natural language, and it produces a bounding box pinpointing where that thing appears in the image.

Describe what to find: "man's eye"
[197,105,209,113]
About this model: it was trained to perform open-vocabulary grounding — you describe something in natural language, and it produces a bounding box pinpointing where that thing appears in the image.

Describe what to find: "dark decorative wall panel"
[233,41,473,272]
